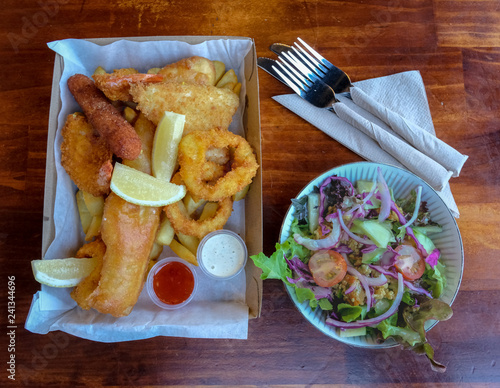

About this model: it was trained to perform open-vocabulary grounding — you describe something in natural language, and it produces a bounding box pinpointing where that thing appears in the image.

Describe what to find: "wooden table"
[2,1,499,386]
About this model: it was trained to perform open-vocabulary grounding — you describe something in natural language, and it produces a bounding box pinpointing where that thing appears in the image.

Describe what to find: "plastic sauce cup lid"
[146,258,198,309]
[197,230,248,280]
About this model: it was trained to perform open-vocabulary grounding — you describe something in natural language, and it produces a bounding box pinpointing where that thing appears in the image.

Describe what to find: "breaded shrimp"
[67,74,142,160]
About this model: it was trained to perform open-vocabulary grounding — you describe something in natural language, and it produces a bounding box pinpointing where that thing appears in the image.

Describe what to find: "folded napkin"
[273,71,463,217]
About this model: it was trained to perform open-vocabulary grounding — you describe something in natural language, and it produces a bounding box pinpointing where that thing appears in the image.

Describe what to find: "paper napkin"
[273,71,462,217]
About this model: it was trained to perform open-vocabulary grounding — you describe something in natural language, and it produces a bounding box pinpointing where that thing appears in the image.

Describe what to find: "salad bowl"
[279,162,464,348]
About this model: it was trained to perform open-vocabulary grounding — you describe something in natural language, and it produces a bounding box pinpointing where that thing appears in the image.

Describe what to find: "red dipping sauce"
[147,258,197,309]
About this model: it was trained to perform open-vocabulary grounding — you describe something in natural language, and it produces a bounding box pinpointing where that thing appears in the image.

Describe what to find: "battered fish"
[157,56,216,85]
[129,82,240,135]
[60,112,113,197]
[79,192,160,317]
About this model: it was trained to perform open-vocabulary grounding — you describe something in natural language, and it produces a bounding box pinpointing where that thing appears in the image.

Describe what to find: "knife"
[257,57,288,85]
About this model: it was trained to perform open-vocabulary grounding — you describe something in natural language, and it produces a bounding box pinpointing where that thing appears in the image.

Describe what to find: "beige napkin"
[273,71,462,217]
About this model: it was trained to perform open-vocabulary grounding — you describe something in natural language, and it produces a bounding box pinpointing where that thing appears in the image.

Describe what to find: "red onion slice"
[293,218,341,250]
[345,284,356,294]
[377,167,392,222]
[337,209,374,245]
[346,264,373,312]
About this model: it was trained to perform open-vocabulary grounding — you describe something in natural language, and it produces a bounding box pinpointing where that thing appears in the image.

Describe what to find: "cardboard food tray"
[41,36,263,320]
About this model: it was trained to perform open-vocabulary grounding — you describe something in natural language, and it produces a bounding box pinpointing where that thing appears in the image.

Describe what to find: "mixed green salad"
[251,168,453,372]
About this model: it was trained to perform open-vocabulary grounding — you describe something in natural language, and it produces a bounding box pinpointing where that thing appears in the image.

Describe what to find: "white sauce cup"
[197,230,248,280]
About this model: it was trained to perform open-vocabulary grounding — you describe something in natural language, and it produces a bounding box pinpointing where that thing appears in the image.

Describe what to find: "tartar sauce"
[198,230,248,279]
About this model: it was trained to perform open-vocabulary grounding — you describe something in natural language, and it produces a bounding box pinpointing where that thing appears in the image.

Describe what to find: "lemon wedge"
[110,162,186,206]
[152,111,185,181]
[31,257,98,288]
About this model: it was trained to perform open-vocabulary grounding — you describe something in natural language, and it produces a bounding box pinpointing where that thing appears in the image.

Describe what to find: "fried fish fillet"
[157,56,216,85]
[129,82,240,135]
[60,112,113,197]
[77,192,160,317]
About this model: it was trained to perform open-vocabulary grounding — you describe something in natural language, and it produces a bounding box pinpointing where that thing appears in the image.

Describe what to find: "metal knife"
[257,57,287,85]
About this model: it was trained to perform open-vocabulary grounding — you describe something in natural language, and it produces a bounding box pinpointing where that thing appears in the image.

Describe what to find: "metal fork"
[270,38,352,94]
[272,54,337,109]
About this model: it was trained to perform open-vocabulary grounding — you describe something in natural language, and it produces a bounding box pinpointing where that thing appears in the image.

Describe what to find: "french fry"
[220,82,236,91]
[123,106,138,123]
[76,190,92,234]
[149,242,163,261]
[93,66,106,75]
[212,60,226,84]
[216,69,238,89]
[85,214,102,241]
[169,239,198,266]
[176,232,200,255]
[156,216,175,246]
[147,67,161,74]
[82,191,105,217]
[183,192,207,216]
[233,82,242,95]
[198,202,219,221]
[233,183,250,201]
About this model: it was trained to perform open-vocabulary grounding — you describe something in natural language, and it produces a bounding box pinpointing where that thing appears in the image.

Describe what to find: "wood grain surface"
[1,0,499,386]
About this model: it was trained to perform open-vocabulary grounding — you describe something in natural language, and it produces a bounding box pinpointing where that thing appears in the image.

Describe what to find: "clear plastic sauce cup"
[146,258,197,309]
[197,230,248,280]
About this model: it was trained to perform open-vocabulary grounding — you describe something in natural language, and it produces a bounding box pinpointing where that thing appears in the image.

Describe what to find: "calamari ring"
[178,128,259,201]
[164,186,233,239]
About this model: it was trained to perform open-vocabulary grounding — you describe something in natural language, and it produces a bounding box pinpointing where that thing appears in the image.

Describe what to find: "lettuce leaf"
[421,261,446,298]
[337,303,366,322]
[377,313,421,346]
[250,219,310,284]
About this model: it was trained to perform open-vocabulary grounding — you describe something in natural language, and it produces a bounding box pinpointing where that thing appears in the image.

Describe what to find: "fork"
[272,56,453,190]
[270,38,352,95]
[273,38,467,177]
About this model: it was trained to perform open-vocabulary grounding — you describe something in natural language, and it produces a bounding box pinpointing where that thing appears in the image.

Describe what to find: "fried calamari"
[178,128,259,201]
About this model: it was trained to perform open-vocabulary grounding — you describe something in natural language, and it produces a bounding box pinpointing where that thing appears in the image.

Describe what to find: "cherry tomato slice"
[308,250,347,287]
[394,244,426,281]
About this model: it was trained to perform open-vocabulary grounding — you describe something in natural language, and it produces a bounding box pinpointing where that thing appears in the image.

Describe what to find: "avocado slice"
[352,219,395,248]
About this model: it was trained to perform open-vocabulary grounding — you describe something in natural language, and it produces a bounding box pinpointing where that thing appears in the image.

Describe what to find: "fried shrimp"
[129,82,240,135]
[60,112,113,197]
[67,74,142,160]
[93,69,164,102]
[178,128,259,201]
